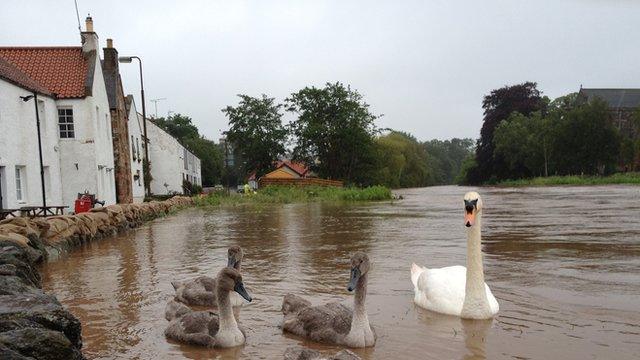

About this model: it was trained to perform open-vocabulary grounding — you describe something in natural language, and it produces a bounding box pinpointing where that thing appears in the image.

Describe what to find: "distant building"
[125,96,145,203]
[147,119,201,195]
[577,88,640,139]
[219,136,235,167]
[0,16,117,209]
[262,160,311,179]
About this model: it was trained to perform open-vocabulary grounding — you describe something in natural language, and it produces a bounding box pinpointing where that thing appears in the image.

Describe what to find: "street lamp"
[19,93,46,208]
[119,55,150,196]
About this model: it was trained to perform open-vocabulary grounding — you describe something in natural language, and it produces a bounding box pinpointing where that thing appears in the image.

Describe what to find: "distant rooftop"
[578,88,640,109]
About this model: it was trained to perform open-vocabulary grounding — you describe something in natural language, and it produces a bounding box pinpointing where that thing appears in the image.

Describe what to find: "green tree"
[553,99,620,175]
[470,82,545,184]
[373,131,431,188]
[222,94,288,178]
[286,82,379,185]
[423,138,475,184]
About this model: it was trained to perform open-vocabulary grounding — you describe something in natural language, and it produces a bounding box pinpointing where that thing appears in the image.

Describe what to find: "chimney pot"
[85,15,94,32]
[106,38,113,48]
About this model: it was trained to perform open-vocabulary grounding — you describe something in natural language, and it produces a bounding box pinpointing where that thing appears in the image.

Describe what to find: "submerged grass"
[194,185,393,207]
[495,172,640,187]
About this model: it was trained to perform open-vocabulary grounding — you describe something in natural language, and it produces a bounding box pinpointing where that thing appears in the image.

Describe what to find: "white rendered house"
[0,58,64,210]
[0,16,117,210]
[147,119,202,195]
[125,95,145,203]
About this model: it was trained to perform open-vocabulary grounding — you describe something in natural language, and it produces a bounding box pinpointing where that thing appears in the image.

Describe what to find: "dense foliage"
[371,132,474,188]
[215,83,474,188]
[462,85,631,184]
[223,94,288,177]
[153,114,223,186]
[470,82,545,184]
[286,82,380,185]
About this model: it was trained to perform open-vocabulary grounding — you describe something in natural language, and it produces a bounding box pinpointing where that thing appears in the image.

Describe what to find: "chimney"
[85,16,94,32]
[103,38,119,72]
[81,15,99,54]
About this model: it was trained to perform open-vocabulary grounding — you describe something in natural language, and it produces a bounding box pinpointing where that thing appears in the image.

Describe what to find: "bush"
[193,185,393,206]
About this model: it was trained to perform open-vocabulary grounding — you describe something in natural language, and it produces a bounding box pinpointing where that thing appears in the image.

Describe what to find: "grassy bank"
[194,185,393,206]
[495,172,640,187]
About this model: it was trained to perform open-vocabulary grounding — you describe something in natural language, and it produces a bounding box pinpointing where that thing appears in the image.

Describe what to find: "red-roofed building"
[0,16,116,210]
[263,160,311,180]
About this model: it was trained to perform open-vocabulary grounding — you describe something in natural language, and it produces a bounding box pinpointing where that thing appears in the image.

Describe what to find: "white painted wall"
[0,79,63,209]
[147,119,183,195]
[147,119,202,195]
[56,52,116,209]
[127,98,145,203]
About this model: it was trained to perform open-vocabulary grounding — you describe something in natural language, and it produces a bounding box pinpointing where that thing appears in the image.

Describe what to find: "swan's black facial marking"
[464,199,478,213]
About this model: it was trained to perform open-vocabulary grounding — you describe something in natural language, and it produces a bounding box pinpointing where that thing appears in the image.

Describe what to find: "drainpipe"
[33,93,46,208]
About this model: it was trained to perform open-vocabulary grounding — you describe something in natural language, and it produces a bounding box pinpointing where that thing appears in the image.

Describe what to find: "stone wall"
[103,41,133,204]
[0,196,194,359]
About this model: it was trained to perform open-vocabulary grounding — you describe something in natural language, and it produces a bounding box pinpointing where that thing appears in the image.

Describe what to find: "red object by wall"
[74,196,92,214]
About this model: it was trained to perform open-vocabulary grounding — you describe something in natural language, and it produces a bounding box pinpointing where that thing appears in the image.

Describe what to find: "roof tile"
[0,47,88,98]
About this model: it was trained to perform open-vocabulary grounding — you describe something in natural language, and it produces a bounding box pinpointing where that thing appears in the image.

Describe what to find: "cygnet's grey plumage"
[284,346,361,360]
[165,267,252,348]
[281,252,376,348]
[171,246,245,307]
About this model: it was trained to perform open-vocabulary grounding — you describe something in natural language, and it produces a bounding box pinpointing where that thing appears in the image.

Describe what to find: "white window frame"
[57,107,75,139]
[15,166,26,203]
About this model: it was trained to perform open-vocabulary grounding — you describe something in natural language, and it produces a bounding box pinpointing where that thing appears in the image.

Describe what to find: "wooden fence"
[258,178,343,188]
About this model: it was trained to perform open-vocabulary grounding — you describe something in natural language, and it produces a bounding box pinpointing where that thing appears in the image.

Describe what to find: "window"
[57,108,74,138]
[0,167,6,209]
[136,138,141,162]
[15,166,26,202]
[131,136,136,160]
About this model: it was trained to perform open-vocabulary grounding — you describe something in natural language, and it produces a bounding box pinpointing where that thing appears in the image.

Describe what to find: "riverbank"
[194,185,393,206]
[0,196,194,359]
[495,172,640,187]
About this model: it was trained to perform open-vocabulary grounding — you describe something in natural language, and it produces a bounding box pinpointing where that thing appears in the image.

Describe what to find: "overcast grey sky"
[2,0,638,142]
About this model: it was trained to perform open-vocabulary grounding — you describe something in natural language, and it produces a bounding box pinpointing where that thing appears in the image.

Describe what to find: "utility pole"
[150,98,166,118]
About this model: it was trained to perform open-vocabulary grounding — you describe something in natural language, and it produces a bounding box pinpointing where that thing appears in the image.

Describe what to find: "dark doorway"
[0,167,4,210]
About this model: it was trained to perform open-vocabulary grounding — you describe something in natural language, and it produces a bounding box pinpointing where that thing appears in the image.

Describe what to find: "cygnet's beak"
[234,282,252,302]
[347,267,361,292]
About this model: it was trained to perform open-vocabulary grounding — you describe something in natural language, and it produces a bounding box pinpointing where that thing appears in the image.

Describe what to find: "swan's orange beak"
[464,210,475,227]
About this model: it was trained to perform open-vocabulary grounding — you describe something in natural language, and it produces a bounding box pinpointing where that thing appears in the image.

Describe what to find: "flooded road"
[41,185,640,359]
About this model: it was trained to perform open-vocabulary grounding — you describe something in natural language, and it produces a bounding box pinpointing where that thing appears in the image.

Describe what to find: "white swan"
[411,192,499,319]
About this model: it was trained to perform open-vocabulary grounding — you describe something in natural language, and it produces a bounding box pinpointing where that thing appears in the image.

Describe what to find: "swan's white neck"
[217,287,239,332]
[349,273,371,334]
[462,213,491,317]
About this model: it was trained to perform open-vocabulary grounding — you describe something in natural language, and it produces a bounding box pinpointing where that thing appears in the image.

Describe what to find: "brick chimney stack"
[103,38,119,72]
[81,15,98,54]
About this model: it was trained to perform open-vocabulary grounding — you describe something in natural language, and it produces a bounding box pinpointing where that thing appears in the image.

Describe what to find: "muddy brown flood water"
[41,185,640,359]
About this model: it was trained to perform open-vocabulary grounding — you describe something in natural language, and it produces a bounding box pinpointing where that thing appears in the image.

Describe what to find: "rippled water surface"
[41,186,640,359]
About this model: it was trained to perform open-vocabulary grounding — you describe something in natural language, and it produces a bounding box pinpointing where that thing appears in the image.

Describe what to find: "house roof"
[578,88,640,109]
[0,47,90,98]
[277,160,308,176]
[0,56,52,96]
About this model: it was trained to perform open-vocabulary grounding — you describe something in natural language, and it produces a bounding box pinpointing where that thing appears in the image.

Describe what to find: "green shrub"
[193,185,393,207]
